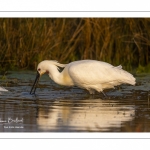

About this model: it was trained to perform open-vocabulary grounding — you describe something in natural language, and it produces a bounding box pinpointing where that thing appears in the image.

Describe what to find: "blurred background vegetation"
[0,18,150,72]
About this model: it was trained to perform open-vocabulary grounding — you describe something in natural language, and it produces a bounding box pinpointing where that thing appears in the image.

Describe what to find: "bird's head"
[36,60,50,76]
[30,60,66,95]
[30,60,50,95]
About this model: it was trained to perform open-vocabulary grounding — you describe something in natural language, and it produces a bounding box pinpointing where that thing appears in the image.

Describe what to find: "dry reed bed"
[0,18,150,72]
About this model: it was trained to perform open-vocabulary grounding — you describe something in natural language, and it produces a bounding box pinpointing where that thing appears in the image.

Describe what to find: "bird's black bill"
[30,72,40,95]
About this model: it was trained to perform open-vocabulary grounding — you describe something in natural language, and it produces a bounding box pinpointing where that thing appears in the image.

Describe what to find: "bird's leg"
[89,89,95,95]
[101,91,109,99]
[87,89,96,99]
[102,91,107,97]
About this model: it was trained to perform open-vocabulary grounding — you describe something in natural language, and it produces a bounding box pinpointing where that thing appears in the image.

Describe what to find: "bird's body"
[30,60,136,94]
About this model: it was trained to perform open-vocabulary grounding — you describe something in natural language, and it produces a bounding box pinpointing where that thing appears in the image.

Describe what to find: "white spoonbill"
[30,60,136,95]
[0,86,8,92]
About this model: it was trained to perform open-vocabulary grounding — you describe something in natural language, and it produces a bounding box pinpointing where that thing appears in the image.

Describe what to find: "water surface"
[0,71,150,132]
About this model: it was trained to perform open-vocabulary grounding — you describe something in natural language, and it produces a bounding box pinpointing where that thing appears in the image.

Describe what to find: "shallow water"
[0,71,150,132]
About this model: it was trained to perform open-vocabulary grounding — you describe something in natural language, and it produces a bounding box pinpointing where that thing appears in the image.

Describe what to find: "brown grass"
[0,18,150,72]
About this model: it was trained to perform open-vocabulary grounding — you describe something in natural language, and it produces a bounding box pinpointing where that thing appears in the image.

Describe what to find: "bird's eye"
[38,68,41,72]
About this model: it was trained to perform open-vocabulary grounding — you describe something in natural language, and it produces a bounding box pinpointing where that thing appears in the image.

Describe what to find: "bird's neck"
[47,66,60,84]
[48,65,74,86]
[47,66,65,85]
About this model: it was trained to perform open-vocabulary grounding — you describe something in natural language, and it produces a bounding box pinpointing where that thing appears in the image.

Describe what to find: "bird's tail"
[124,73,136,85]
[114,65,136,85]
[0,87,8,91]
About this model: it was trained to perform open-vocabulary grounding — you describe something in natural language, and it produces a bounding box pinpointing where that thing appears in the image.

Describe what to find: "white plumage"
[30,60,136,94]
[0,86,8,92]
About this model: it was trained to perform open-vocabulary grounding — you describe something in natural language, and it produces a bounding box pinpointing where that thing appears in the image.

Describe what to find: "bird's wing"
[68,60,120,85]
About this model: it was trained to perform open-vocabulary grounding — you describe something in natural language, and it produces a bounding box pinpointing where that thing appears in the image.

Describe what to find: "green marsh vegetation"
[0,18,150,73]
